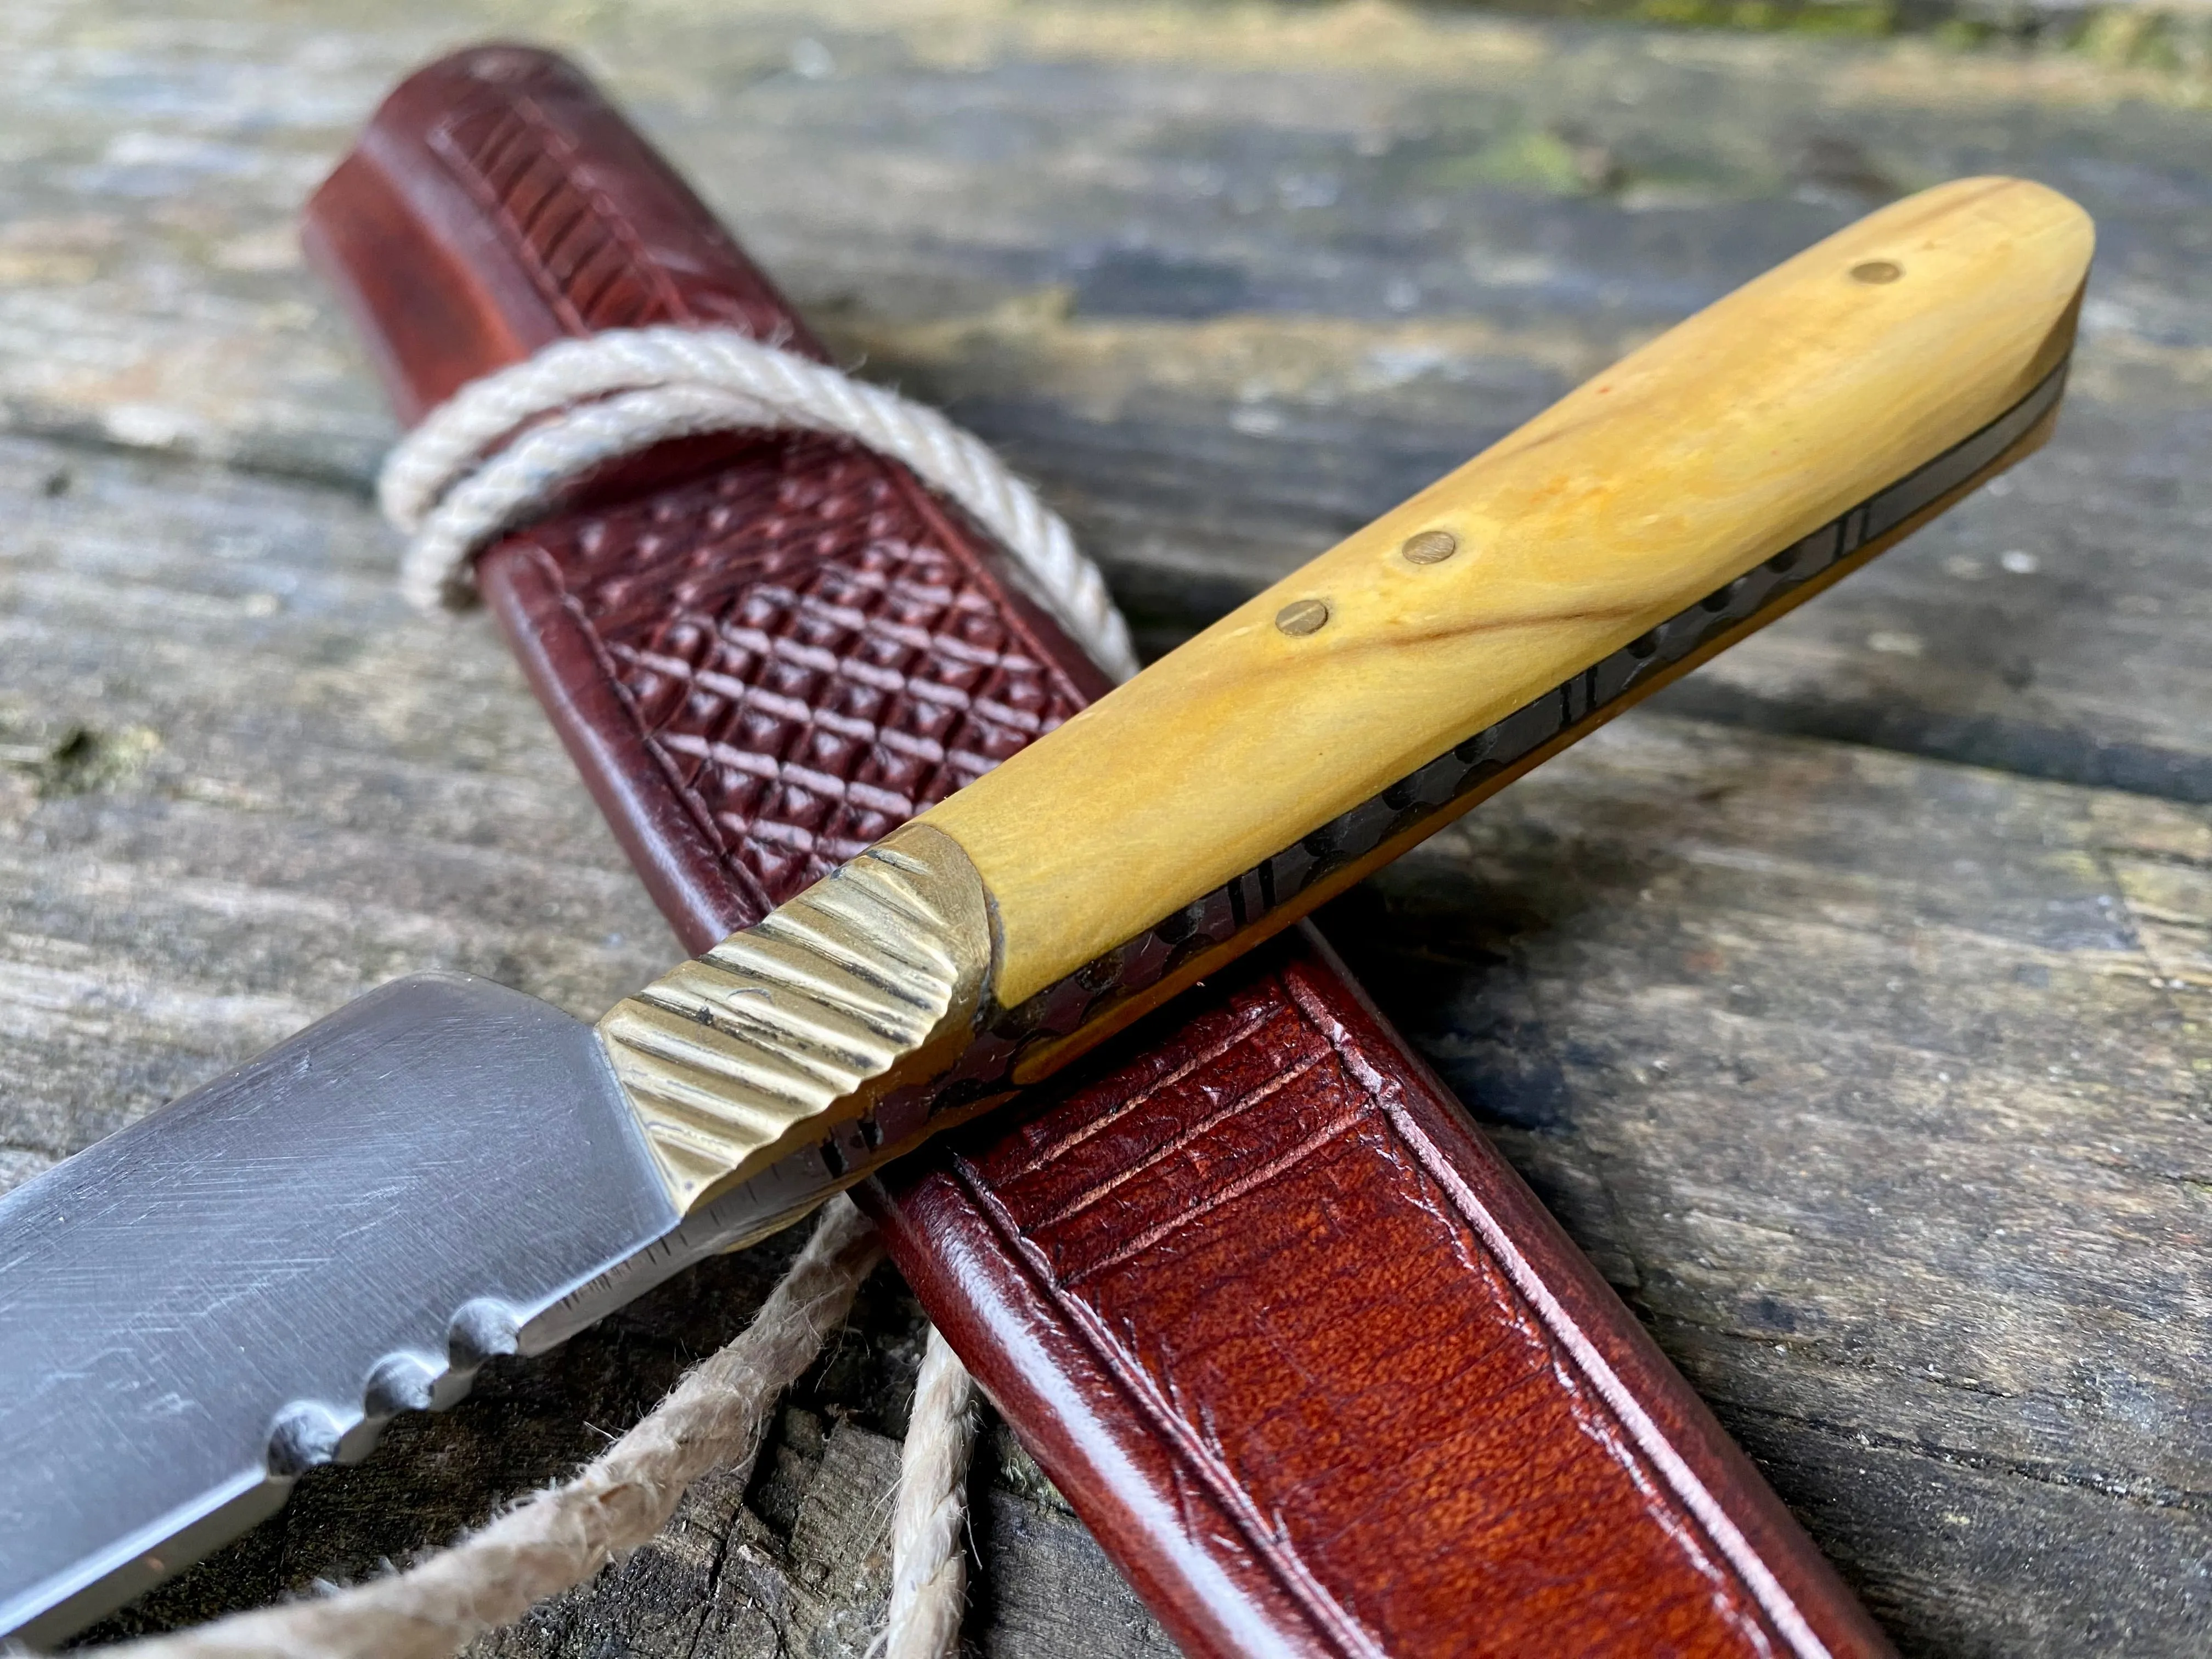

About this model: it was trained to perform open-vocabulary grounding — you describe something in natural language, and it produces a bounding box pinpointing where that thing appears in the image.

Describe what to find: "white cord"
[378,324,1138,682]
[883,1326,983,1659]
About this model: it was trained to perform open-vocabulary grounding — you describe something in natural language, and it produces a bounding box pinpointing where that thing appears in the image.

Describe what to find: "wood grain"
[0,2,2207,1654]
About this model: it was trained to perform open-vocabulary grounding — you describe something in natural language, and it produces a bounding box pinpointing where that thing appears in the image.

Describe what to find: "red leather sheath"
[306,47,1893,1659]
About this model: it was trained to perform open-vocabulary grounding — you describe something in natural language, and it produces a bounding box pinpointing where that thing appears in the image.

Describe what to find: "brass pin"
[1850,259,1903,285]
[1274,598,1330,636]
[1401,529,1459,565]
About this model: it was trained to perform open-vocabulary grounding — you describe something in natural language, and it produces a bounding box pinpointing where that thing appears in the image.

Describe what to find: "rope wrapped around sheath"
[380,323,1139,682]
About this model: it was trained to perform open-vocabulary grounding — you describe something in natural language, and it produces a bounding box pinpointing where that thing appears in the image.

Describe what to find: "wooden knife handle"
[923,178,2090,1043]
[307,46,1904,1658]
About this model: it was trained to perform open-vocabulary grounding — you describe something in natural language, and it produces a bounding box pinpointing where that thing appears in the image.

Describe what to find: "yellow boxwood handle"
[923,177,2091,1022]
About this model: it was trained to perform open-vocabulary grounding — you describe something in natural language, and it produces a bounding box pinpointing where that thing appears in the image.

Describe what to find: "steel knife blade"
[0,174,2094,1645]
[0,975,846,1645]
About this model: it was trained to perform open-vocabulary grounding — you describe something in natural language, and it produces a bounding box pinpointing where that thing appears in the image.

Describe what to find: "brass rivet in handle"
[1850,259,1903,284]
[1275,598,1330,636]
[1401,529,1459,565]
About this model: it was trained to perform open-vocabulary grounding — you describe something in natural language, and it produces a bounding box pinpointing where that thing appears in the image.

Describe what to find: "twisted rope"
[380,323,1138,682]
[883,1327,983,1659]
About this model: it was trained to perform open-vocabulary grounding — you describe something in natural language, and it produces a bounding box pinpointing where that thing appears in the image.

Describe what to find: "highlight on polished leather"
[300,44,2090,1657]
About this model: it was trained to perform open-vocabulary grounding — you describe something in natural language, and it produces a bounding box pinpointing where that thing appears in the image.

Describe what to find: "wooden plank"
[7,424,2208,1652]
[0,0,2208,791]
[2,1,2209,1653]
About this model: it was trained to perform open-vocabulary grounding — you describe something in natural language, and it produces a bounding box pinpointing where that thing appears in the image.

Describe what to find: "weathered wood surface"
[0,2,2208,1654]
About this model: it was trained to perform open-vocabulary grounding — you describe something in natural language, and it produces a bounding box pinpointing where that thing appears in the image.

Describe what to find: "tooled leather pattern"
[424,64,1093,906]
[511,431,1093,905]
[422,48,805,346]
[431,92,691,332]
[948,952,1782,1658]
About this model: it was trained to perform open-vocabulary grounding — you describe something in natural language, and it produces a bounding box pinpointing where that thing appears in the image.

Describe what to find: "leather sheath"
[305,47,1894,1659]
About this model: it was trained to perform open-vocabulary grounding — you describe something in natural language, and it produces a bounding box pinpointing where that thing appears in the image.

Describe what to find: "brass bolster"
[596,823,995,1214]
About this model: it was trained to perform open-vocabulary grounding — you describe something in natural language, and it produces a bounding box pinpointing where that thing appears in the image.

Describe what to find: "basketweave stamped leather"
[491,433,1105,924]
[306,46,1897,1659]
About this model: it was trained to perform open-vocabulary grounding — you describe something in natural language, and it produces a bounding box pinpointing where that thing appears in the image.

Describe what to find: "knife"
[0,174,2090,1647]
